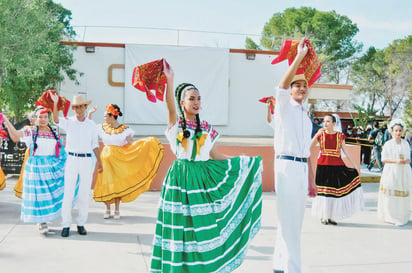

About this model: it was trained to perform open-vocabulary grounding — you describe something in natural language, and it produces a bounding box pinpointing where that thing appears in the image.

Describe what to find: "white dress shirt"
[273,87,312,158]
[57,116,99,153]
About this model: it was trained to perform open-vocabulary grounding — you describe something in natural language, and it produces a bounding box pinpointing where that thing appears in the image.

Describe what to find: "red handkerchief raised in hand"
[132,59,168,103]
[36,90,71,117]
[271,39,321,87]
[259,96,276,114]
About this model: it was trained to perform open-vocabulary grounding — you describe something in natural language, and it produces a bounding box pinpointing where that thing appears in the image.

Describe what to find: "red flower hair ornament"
[106,104,120,116]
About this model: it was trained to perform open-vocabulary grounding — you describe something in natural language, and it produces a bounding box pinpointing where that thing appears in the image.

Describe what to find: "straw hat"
[290,73,308,86]
[71,95,91,106]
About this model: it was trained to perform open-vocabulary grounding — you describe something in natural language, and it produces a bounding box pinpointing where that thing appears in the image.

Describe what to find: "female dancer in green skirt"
[150,61,263,273]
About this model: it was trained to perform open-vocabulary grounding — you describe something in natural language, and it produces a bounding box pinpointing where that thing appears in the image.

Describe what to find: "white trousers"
[273,159,308,273]
[61,156,94,228]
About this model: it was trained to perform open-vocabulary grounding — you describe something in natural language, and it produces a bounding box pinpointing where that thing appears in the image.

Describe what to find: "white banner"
[124,44,229,125]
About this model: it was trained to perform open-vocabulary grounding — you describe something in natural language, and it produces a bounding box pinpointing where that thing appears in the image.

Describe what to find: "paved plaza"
[1,175,411,273]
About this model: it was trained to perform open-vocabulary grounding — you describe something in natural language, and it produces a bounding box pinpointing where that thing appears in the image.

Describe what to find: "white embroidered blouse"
[98,123,135,146]
[166,119,219,161]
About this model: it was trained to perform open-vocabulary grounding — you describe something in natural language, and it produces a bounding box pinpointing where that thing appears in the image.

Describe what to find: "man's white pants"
[61,156,94,228]
[273,159,308,273]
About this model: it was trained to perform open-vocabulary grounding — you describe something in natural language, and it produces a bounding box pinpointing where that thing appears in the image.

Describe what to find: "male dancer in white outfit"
[272,38,317,273]
[51,93,102,237]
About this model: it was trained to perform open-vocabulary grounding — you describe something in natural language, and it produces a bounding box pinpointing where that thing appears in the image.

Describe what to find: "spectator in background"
[406,130,412,168]
[344,124,354,137]
[362,125,372,166]
[383,123,392,143]
[368,121,384,172]
[311,117,322,137]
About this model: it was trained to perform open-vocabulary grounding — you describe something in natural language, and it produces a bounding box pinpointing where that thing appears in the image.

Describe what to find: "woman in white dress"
[2,107,66,234]
[378,119,412,226]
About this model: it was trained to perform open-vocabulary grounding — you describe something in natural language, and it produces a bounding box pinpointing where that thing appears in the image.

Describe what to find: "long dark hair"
[175,83,202,139]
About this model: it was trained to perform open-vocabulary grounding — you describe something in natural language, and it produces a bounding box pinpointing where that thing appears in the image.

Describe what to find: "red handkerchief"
[271,39,322,87]
[259,96,276,114]
[0,130,7,139]
[132,59,168,103]
[36,90,71,117]
[0,114,6,139]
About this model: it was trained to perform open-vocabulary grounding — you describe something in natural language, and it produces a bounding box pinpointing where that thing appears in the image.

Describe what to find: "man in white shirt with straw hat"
[272,38,317,273]
[51,92,102,237]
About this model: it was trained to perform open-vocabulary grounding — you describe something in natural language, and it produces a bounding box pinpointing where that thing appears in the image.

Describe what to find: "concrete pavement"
[1,176,411,273]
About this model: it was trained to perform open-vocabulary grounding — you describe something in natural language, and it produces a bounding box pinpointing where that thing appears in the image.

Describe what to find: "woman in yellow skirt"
[0,114,7,190]
[13,113,36,198]
[0,166,5,190]
[92,104,164,219]
[13,148,30,198]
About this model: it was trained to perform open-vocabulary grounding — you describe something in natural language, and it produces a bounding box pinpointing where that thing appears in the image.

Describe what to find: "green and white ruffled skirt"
[150,155,263,273]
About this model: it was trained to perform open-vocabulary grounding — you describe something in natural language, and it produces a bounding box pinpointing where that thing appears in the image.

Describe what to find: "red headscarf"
[132,59,168,103]
[36,90,71,117]
[271,39,321,87]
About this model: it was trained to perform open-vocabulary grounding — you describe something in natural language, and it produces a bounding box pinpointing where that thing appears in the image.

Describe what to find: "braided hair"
[175,83,202,140]
[32,118,60,156]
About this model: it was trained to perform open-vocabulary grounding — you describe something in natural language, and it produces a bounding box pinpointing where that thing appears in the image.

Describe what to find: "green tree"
[404,88,412,130]
[246,7,362,84]
[351,103,380,130]
[0,0,78,120]
[351,36,412,118]
[245,37,261,50]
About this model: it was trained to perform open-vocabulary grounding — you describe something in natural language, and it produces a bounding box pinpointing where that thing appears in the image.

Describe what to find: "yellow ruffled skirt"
[14,148,30,198]
[93,137,164,203]
[0,166,5,190]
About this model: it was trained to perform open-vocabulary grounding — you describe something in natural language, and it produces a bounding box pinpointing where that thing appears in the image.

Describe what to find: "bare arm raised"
[163,60,177,128]
[1,115,23,142]
[50,91,60,124]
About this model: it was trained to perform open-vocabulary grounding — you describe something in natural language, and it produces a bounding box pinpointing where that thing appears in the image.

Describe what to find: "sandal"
[103,210,111,219]
[321,219,328,225]
[38,223,48,234]
[114,210,120,220]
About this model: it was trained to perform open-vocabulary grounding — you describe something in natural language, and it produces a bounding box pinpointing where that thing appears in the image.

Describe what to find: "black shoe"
[321,218,329,225]
[61,227,70,237]
[328,219,338,225]
[77,226,87,235]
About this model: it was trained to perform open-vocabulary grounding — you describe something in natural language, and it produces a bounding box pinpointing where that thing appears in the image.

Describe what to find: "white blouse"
[382,139,411,161]
[166,119,219,161]
[98,123,135,146]
[20,127,59,156]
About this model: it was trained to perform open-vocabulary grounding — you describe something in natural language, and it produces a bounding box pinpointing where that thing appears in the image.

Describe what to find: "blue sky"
[55,0,411,51]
